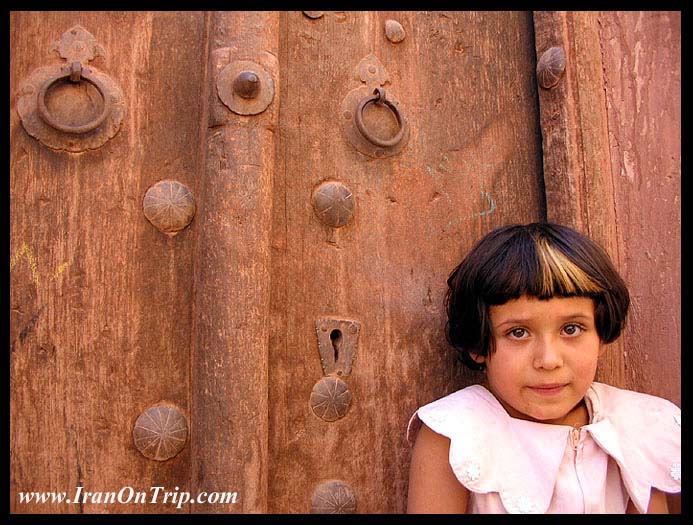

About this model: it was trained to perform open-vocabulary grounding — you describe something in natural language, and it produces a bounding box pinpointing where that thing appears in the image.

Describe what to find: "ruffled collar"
[448,384,585,513]
[409,382,681,513]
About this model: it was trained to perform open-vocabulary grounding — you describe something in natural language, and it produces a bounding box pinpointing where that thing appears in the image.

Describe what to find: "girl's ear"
[469,353,486,364]
[597,342,607,357]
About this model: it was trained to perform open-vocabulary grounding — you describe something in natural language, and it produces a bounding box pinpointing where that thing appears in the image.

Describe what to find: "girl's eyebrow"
[493,318,532,328]
[493,314,593,327]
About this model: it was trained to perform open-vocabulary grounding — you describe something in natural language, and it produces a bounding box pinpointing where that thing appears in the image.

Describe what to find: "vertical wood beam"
[191,11,279,513]
[533,11,625,388]
[534,12,680,512]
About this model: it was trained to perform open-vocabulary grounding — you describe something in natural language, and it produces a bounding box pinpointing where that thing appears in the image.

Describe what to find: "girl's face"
[473,294,605,427]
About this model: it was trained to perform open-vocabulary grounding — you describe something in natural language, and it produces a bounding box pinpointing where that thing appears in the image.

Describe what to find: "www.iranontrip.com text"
[18,486,238,509]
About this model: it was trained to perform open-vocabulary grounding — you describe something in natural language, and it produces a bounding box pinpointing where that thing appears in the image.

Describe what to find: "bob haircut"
[445,223,630,371]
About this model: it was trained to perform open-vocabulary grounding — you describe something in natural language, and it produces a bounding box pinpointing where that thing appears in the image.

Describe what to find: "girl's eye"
[507,328,528,339]
[562,324,584,336]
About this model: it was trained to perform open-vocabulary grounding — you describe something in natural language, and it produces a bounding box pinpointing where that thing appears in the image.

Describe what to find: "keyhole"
[330,329,343,365]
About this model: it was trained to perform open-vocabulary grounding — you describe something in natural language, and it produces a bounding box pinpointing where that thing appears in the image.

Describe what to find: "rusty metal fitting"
[233,70,261,99]
[354,88,405,148]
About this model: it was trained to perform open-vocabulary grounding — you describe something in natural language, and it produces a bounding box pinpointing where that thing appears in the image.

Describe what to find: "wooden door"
[10,11,679,514]
[10,11,208,514]
[268,11,543,513]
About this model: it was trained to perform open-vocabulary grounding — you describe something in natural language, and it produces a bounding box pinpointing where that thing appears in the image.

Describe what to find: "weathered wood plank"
[597,10,680,404]
[534,12,680,512]
[10,11,207,513]
[270,11,543,513]
[597,12,681,512]
[533,10,680,400]
[190,11,279,513]
[533,10,626,389]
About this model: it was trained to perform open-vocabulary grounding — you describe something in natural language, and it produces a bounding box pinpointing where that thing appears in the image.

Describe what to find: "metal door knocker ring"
[37,61,112,134]
[355,87,405,147]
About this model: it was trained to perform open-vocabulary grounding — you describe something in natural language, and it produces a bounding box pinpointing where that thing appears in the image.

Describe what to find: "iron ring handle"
[355,87,405,148]
[37,63,112,134]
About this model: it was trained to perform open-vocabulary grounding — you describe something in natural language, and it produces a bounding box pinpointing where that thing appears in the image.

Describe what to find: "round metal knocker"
[37,62,112,134]
[355,87,405,147]
[340,85,409,159]
[16,25,126,152]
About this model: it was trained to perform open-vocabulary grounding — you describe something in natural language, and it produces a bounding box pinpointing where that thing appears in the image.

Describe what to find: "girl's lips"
[528,384,566,396]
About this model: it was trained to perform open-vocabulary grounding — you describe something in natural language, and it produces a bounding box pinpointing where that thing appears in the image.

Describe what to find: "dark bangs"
[474,228,546,305]
[445,223,630,371]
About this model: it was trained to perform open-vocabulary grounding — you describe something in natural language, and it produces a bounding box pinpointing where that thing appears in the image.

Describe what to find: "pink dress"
[407,382,681,513]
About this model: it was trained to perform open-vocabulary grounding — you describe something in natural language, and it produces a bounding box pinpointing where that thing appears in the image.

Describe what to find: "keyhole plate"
[315,318,360,377]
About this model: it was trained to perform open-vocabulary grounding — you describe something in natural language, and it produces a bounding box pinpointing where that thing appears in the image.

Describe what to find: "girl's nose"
[532,337,564,370]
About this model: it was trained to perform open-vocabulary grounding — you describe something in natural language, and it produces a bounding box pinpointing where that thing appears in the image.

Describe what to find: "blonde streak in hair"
[533,237,558,295]
[537,242,575,295]
[536,238,603,295]
[551,249,604,293]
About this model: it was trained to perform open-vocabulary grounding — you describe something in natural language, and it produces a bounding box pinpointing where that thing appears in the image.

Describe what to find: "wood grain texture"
[533,13,680,511]
[533,10,627,391]
[10,11,207,513]
[190,11,279,513]
[597,14,680,512]
[597,11,680,404]
[269,11,543,513]
[533,10,680,400]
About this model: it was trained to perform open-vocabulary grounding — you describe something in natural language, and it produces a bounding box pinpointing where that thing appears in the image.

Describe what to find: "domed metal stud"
[385,20,406,43]
[311,181,355,228]
[217,60,275,116]
[309,376,352,422]
[537,46,566,89]
[142,180,195,236]
[310,479,357,514]
[232,70,261,99]
[132,404,188,461]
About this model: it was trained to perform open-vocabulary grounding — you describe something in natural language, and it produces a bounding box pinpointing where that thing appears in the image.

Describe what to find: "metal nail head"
[233,70,261,99]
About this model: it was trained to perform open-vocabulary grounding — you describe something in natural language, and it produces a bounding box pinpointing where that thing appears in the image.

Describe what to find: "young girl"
[406,223,680,514]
